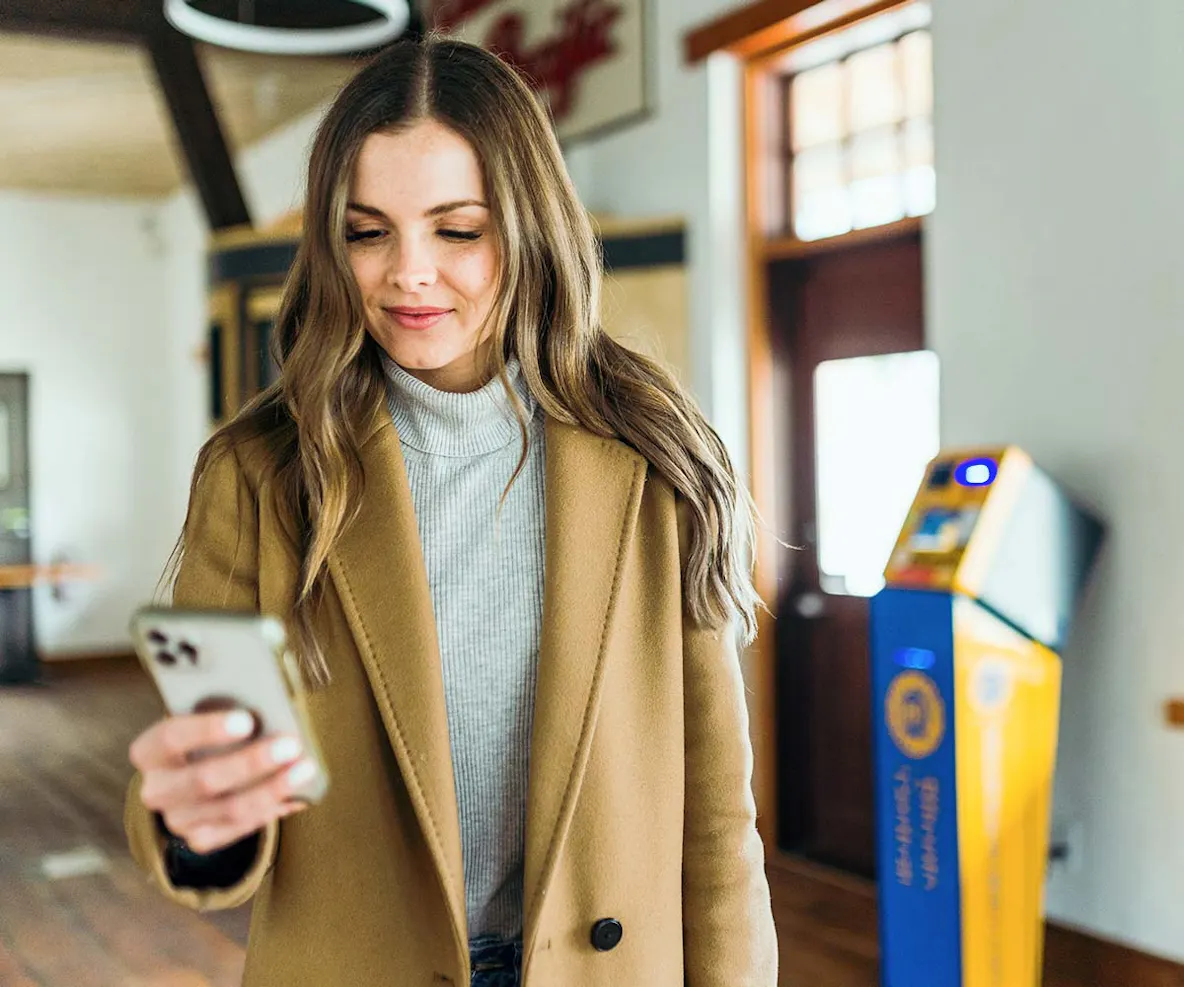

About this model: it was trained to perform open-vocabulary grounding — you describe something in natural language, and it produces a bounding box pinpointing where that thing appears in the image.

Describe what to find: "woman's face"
[346,120,499,392]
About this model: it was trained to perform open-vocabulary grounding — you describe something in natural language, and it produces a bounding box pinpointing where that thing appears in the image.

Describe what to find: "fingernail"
[225,711,254,738]
[271,737,302,764]
[288,760,316,788]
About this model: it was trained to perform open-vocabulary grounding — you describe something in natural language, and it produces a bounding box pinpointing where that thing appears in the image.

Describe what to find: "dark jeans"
[469,935,522,987]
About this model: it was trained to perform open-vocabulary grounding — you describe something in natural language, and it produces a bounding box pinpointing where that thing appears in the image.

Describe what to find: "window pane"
[900,31,933,118]
[850,126,904,229]
[791,62,846,150]
[793,143,851,241]
[902,116,936,216]
[847,43,902,131]
[785,3,933,242]
[815,351,941,597]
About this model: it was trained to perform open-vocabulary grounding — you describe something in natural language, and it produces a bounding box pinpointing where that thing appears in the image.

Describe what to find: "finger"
[163,787,280,842]
[184,803,305,856]
[130,710,257,771]
[166,761,317,850]
[140,734,303,812]
[183,821,261,855]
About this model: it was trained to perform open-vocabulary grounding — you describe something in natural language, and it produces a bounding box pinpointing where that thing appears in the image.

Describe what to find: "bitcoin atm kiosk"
[870,447,1103,987]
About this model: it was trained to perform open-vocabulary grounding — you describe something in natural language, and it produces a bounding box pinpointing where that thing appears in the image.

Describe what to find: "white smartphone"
[129,605,329,804]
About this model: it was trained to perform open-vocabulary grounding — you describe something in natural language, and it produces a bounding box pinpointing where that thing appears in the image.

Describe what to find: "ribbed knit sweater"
[382,354,545,940]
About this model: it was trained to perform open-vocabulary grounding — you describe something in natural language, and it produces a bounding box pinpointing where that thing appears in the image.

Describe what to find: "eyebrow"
[346,199,489,220]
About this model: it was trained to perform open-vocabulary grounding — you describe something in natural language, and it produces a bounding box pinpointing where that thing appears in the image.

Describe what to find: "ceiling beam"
[145,16,252,230]
[0,0,155,44]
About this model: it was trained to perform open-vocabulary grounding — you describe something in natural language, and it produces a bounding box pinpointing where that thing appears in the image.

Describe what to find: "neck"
[399,338,495,393]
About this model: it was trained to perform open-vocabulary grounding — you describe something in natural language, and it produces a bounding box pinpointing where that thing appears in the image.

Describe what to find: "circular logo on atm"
[886,671,946,759]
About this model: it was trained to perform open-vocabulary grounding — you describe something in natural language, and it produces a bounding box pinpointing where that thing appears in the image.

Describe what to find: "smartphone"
[129,605,328,804]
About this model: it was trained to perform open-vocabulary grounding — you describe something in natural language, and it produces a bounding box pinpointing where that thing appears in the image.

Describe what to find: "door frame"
[685,0,923,851]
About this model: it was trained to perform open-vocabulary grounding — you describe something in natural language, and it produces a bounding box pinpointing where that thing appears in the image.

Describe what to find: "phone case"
[129,605,329,804]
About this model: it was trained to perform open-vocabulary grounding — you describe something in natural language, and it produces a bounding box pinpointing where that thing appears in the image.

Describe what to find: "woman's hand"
[130,709,316,854]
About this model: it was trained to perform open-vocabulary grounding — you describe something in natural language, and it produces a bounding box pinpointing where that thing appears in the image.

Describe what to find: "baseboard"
[770,848,877,898]
[38,649,139,677]
[1044,922,1184,987]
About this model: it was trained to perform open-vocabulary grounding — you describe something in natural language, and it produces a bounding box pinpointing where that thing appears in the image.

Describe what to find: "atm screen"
[910,507,979,554]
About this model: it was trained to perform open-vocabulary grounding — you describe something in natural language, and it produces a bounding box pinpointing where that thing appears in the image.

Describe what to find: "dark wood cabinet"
[206,220,298,425]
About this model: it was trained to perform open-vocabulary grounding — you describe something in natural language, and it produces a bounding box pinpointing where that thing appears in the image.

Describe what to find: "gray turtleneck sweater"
[381,355,545,941]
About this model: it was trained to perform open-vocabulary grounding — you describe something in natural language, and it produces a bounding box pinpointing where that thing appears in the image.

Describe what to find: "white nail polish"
[225,711,254,738]
[288,760,316,788]
[270,737,302,764]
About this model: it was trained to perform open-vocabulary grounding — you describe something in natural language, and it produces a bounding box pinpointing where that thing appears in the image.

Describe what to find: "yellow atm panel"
[871,447,1102,987]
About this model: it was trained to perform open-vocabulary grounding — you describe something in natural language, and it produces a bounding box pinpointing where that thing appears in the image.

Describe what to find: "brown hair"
[176,36,760,683]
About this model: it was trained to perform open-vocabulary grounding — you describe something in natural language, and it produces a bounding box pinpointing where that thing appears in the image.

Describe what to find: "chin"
[377,336,468,372]
[377,320,489,363]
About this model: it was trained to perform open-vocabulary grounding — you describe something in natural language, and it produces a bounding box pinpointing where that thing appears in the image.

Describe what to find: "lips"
[383,306,452,331]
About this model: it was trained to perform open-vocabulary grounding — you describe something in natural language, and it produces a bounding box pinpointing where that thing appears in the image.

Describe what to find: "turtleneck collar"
[381,353,537,457]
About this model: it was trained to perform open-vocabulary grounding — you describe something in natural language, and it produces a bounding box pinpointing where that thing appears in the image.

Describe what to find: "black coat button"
[590,918,623,952]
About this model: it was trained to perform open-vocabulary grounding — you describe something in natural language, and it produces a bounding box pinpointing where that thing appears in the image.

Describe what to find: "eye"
[346,228,385,243]
[439,229,483,242]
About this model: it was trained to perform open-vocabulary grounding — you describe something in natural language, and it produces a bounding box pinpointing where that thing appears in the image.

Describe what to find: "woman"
[125,35,776,987]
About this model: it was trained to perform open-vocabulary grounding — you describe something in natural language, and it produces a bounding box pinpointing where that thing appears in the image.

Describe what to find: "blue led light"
[893,647,936,670]
[955,457,998,487]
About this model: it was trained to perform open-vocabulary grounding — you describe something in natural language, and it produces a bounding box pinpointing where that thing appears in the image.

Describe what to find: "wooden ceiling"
[0,2,426,228]
[0,34,358,199]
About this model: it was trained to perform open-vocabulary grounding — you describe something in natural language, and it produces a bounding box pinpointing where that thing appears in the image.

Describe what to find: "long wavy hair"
[177,35,760,684]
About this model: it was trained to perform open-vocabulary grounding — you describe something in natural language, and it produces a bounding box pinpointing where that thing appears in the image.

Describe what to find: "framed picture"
[432,0,650,143]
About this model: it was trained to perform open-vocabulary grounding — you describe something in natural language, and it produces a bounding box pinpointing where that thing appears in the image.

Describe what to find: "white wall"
[161,188,215,516]
[237,104,324,224]
[0,192,181,653]
[930,0,1184,960]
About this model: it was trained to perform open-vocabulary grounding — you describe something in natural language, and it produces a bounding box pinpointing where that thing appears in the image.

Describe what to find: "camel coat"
[125,405,777,986]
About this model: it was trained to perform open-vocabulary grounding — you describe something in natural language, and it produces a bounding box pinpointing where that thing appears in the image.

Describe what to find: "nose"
[387,236,437,292]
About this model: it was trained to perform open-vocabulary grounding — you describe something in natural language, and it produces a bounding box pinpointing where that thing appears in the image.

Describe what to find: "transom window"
[781,2,934,242]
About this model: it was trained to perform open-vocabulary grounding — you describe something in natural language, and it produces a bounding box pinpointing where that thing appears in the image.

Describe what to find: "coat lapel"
[328,407,467,958]
[523,419,648,944]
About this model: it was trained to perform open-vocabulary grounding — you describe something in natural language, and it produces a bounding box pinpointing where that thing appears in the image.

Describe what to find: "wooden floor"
[0,662,1179,986]
[0,663,249,987]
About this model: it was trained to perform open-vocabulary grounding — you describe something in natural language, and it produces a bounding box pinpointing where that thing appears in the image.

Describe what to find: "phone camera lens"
[178,642,198,665]
[156,651,177,667]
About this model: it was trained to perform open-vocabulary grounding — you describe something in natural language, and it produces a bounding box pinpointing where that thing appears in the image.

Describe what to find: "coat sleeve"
[680,508,779,986]
[124,443,281,912]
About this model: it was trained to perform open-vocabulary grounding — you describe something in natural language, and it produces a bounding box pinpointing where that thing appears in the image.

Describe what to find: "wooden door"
[769,231,929,875]
[0,374,30,568]
[0,373,35,683]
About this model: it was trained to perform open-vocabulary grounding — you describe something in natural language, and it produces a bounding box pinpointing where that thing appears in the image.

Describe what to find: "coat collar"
[329,400,648,965]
